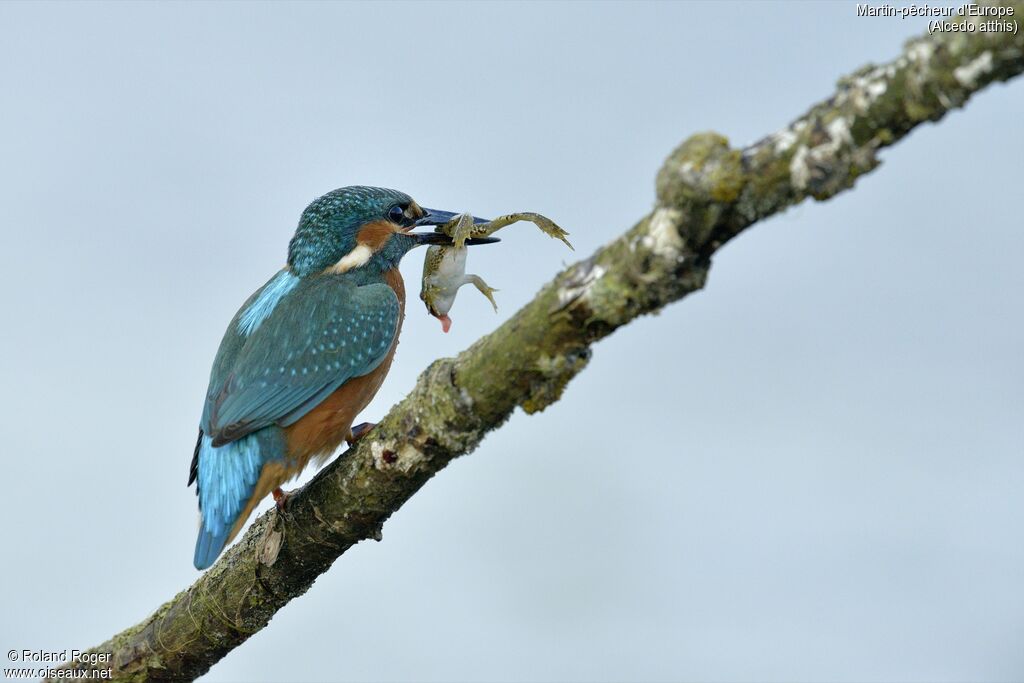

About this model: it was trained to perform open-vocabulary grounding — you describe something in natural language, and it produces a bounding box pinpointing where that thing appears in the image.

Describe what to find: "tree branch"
[55,10,1024,682]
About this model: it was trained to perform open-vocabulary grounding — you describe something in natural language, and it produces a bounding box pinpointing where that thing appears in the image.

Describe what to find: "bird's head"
[287,186,493,277]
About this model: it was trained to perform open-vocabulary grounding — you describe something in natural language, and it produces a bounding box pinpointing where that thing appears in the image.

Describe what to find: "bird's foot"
[347,422,377,445]
[272,487,294,512]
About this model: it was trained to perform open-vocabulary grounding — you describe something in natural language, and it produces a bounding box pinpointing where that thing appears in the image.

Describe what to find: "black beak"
[413,233,500,247]
[415,208,490,227]
[409,207,498,247]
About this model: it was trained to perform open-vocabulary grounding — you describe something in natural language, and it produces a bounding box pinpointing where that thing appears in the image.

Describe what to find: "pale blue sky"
[1,2,1022,681]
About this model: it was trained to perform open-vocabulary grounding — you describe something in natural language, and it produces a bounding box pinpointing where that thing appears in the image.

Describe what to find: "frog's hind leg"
[471,212,573,249]
[464,274,499,312]
[470,213,521,237]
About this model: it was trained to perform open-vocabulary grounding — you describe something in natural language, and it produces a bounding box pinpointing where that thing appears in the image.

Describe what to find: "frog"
[420,211,573,332]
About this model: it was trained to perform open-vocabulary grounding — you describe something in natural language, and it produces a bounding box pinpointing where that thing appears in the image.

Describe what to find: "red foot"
[272,487,292,511]
[439,314,452,333]
[347,422,376,445]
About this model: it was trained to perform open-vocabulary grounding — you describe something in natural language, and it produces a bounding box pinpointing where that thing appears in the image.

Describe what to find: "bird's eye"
[388,204,406,224]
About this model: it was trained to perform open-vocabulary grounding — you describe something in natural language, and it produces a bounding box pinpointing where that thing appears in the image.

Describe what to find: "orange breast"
[283,268,406,467]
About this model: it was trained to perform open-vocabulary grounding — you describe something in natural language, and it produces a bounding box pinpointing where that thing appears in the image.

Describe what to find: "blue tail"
[193,431,275,570]
[194,523,233,571]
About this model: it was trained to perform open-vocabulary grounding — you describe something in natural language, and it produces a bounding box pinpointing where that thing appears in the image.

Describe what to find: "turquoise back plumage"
[192,270,402,569]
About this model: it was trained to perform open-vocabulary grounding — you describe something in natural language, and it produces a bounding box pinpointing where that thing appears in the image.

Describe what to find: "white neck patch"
[329,243,373,274]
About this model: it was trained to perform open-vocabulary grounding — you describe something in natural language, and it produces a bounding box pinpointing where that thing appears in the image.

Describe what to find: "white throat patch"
[330,243,373,274]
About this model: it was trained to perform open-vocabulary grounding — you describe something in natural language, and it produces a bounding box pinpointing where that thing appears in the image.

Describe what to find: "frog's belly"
[425,248,469,314]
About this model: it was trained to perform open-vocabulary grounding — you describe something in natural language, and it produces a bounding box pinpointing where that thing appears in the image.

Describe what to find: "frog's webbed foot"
[524,212,573,250]
[471,212,573,250]
[446,213,477,249]
[464,274,499,312]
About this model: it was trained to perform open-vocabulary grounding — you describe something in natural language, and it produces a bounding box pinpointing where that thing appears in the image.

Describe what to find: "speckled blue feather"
[193,271,401,569]
[207,275,400,442]
[288,186,413,277]
[237,270,299,337]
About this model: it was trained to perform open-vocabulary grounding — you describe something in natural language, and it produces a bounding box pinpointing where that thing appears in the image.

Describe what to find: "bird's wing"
[203,276,400,445]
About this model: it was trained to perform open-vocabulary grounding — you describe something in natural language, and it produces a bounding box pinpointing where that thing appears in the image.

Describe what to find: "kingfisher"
[187,186,493,570]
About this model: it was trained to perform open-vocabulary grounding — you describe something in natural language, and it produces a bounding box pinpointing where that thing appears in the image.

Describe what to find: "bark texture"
[51,10,1024,682]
